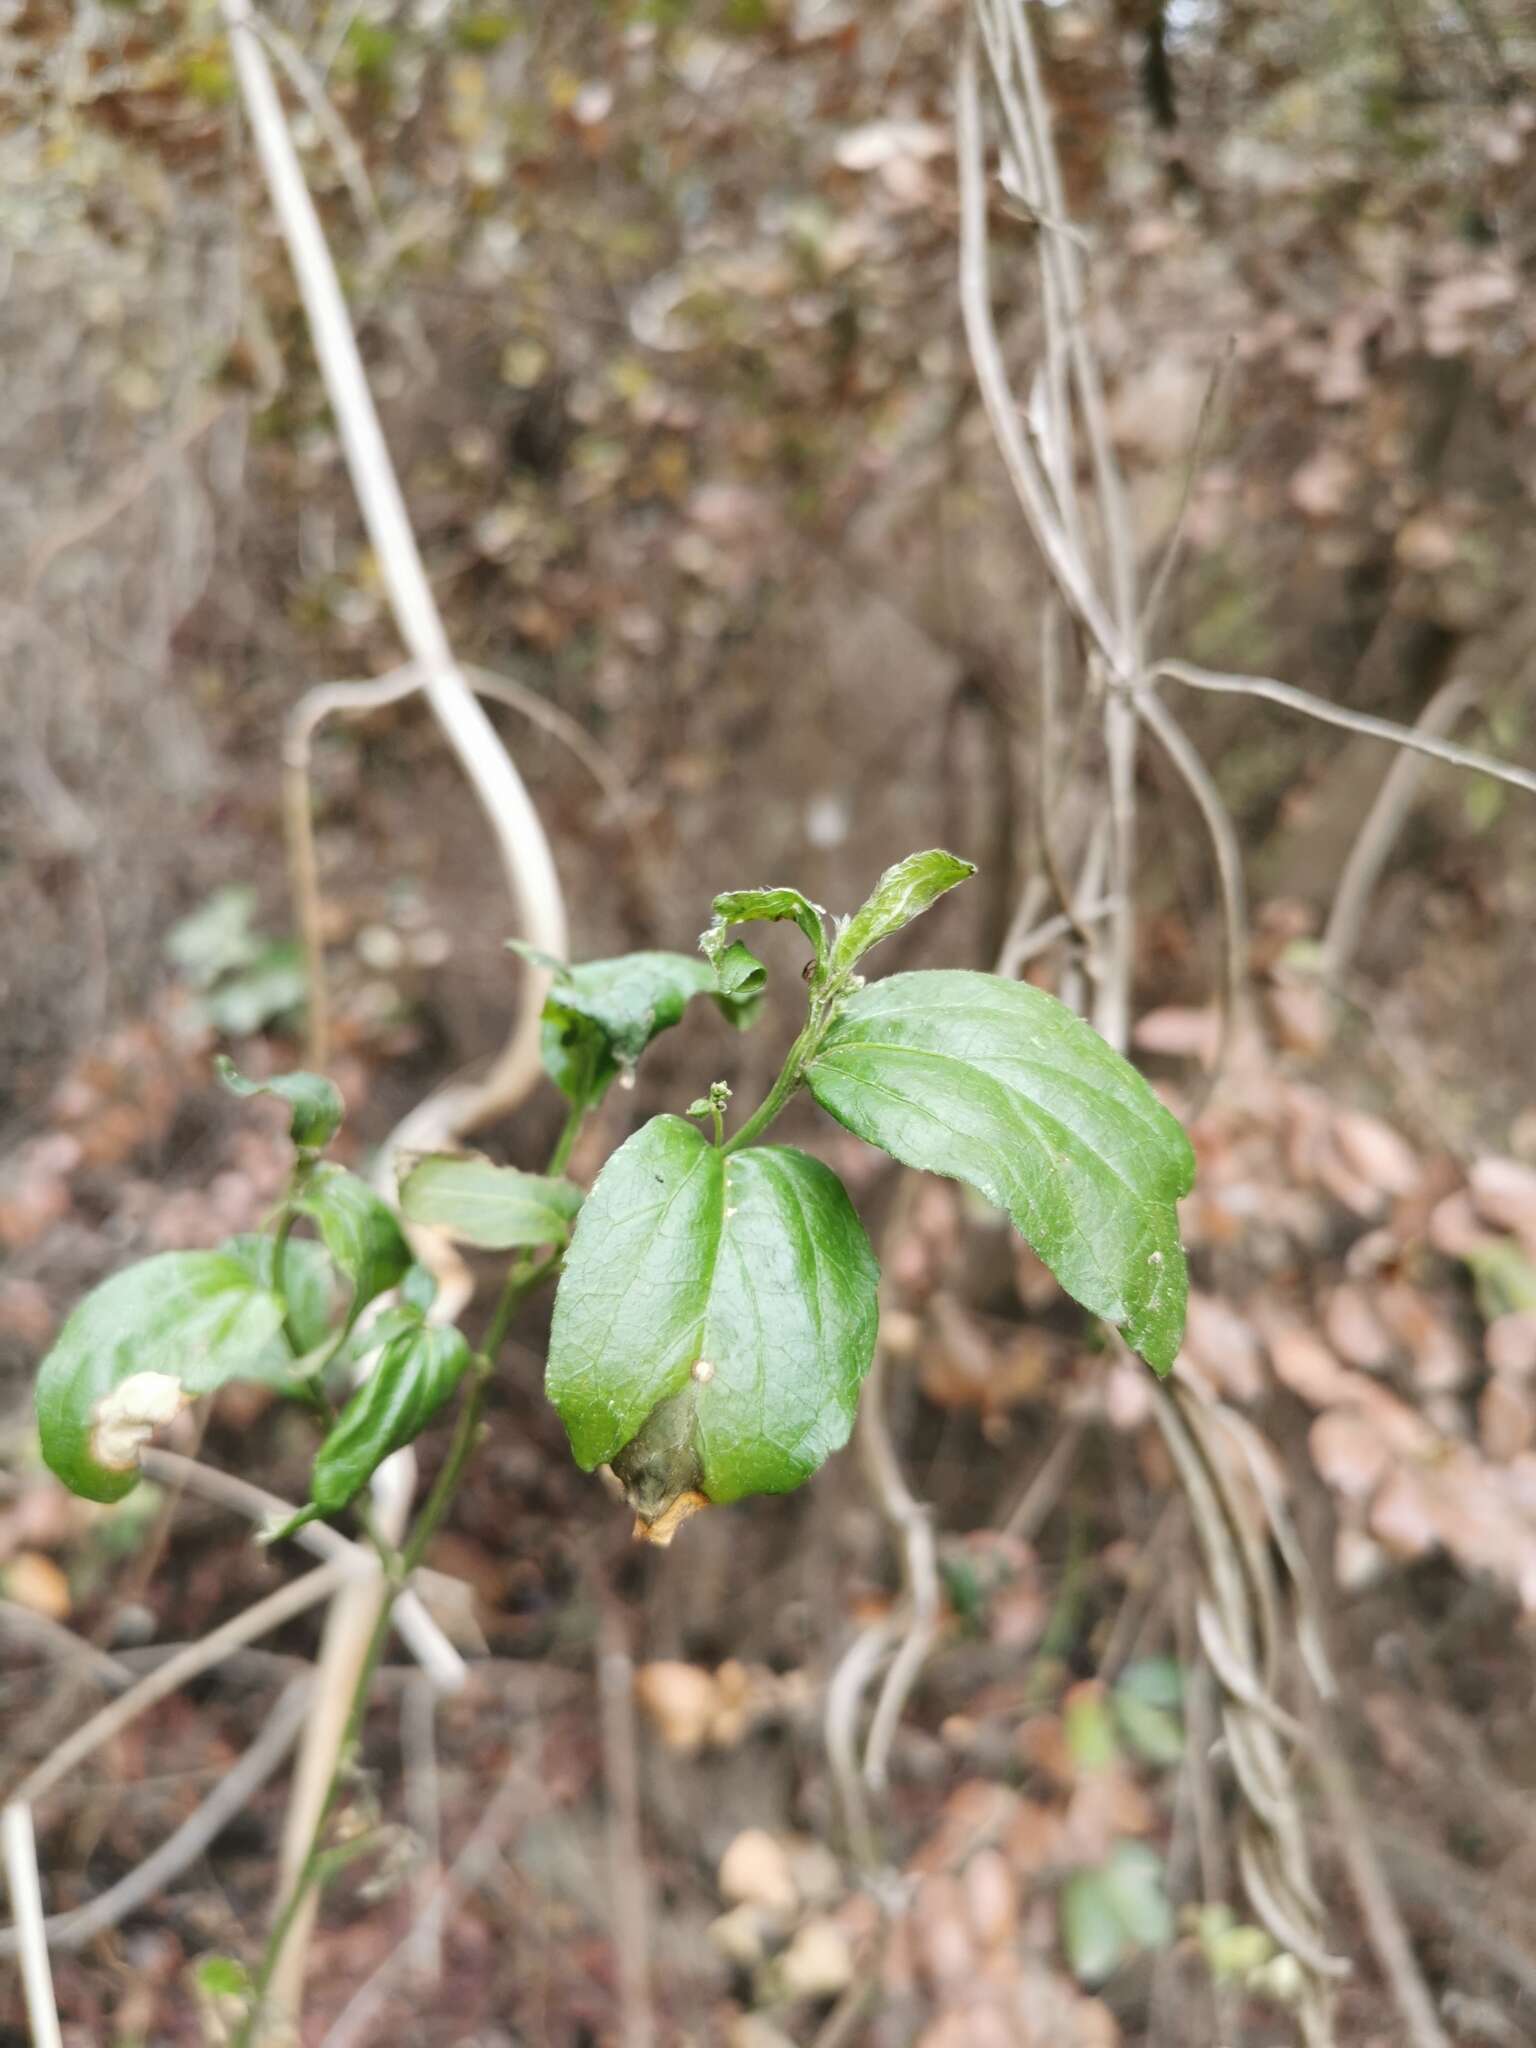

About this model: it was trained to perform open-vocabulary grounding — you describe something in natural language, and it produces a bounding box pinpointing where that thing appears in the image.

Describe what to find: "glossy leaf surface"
[292,1163,412,1322]
[398,1155,582,1248]
[830,849,975,975]
[37,1253,288,1501]
[806,971,1193,1371]
[546,1116,878,1511]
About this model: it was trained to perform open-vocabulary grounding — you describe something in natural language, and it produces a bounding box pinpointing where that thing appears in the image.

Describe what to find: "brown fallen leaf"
[1309,1409,1390,1500]
[634,1660,718,1754]
[1486,1311,1536,1377]
[1470,1157,1536,1246]
[3,1551,72,1621]
[1324,1284,1393,1371]
[720,1828,799,1919]
[1266,1323,1352,1407]
[1480,1378,1535,1463]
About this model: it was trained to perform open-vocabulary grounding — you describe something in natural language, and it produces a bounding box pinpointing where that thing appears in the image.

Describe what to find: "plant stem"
[236,1248,557,2046]
[722,1011,823,1154]
[546,1095,586,1178]
[270,1205,307,1358]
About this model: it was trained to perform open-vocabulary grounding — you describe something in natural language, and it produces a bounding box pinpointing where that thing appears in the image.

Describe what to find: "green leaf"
[216,1056,343,1150]
[805,971,1194,1372]
[1061,1869,1128,1986]
[1465,1239,1536,1320]
[712,939,768,1002]
[308,1323,471,1517]
[1064,1686,1121,1773]
[700,886,828,979]
[36,1253,288,1502]
[1112,1689,1185,1769]
[193,1956,252,2001]
[512,944,757,1108]
[221,1233,336,1356]
[1101,1841,1174,1951]
[401,1262,439,1313]
[830,849,975,975]
[292,1164,411,1323]
[1062,1845,1173,1986]
[398,1154,583,1249]
[1116,1655,1184,1711]
[164,886,263,987]
[546,1115,878,1515]
[204,943,307,1035]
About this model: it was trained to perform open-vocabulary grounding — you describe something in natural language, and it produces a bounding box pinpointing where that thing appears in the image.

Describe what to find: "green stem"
[546,1094,586,1178]
[237,1243,560,2043]
[270,1205,306,1358]
[722,1009,824,1154]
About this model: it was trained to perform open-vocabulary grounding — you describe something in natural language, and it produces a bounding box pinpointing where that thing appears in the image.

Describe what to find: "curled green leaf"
[511,943,758,1109]
[830,849,976,976]
[700,885,828,980]
[215,1055,343,1150]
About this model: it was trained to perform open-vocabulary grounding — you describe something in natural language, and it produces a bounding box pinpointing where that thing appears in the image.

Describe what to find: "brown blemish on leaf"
[633,1490,710,1547]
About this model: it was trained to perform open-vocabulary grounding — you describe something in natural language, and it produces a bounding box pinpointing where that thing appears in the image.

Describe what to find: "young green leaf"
[711,939,768,1002]
[512,944,757,1109]
[804,971,1194,1372]
[221,1233,337,1356]
[700,886,828,979]
[830,849,976,976]
[215,1056,343,1150]
[292,1163,411,1323]
[35,1252,289,1502]
[305,1322,471,1518]
[546,1115,878,1520]
[398,1154,582,1249]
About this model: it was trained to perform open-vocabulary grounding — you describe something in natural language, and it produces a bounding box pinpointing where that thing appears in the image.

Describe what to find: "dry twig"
[0,1680,313,1958]
[7,1560,357,1811]
[1,1804,62,2048]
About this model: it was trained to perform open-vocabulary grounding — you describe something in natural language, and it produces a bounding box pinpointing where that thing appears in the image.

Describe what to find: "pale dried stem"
[250,13,384,241]
[1,1804,62,2048]
[955,32,1121,669]
[999,1413,1086,1540]
[284,665,421,1069]
[224,8,568,2025]
[8,1560,356,1809]
[858,1342,943,1796]
[824,1613,900,1870]
[401,1675,443,1992]
[0,1600,134,1691]
[1320,674,1482,984]
[1154,659,1536,798]
[1155,1377,1345,2035]
[270,1512,405,2025]
[1135,686,1249,1105]
[0,1680,312,1958]
[1308,1706,1451,2048]
[318,1749,543,2048]
[137,1448,466,1691]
